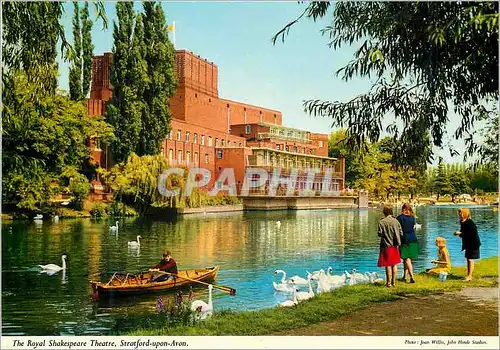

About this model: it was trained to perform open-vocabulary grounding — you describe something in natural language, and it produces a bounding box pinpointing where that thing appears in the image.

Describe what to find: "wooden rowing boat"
[90,266,219,297]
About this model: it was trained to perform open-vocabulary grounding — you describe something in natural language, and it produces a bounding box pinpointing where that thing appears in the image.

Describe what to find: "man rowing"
[149,249,178,282]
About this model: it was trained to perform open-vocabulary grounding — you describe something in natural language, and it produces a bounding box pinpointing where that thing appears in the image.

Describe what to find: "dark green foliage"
[138,2,177,155]
[432,158,451,200]
[273,2,499,166]
[69,2,82,101]
[2,70,113,211]
[81,2,94,98]
[90,202,107,218]
[106,3,147,162]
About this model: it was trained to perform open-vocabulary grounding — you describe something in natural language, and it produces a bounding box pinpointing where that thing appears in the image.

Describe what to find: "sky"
[57,1,471,165]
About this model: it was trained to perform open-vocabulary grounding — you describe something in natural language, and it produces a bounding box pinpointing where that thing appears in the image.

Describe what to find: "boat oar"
[151,270,236,296]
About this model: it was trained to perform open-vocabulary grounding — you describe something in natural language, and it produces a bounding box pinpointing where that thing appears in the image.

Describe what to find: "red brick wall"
[175,50,218,97]
[90,53,112,101]
[310,133,329,157]
[214,147,253,193]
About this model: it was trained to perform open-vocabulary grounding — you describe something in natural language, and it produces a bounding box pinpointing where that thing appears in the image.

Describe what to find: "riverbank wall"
[241,195,361,211]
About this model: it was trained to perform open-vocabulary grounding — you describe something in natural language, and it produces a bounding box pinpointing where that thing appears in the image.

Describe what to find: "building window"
[245,125,251,134]
[293,146,297,153]
[168,149,173,162]
[215,138,219,147]
[177,150,182,163]
[186,151,191,164]
[276,144,280,151]
[194,152,199,164]
[216,181,223,189]
[319,140,323,148]
[201,135,205,145]
[233,141,237,147]
[208,136,213,147]
[194,133,198,144]
[167,131,172,140]
[185,131,190,142]
[217,149,223,159]
[177,130,181,141]
[205,153,209,164]
[239,143,242,147]
[222,139,225,147]
[285,145,289,152]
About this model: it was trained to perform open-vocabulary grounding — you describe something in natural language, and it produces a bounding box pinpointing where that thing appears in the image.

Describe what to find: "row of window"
[167,149,209,164]
[276,144,315,155]
[167,130,243,148]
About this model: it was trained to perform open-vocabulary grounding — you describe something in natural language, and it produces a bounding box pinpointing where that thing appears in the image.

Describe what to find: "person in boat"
[150,250,178,282]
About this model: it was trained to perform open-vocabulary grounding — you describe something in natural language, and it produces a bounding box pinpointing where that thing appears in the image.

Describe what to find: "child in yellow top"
[426,237,452,275]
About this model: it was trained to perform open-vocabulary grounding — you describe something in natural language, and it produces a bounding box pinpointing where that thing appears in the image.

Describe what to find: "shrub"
[90,202,107,218]
[107,201,137,217]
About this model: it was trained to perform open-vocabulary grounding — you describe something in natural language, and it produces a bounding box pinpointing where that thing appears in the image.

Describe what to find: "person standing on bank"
[454,208,481,281]
[378,205,403,287]
[396,203,418,283]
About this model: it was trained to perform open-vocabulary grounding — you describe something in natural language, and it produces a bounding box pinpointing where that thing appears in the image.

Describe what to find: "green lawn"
[124,256,498,336]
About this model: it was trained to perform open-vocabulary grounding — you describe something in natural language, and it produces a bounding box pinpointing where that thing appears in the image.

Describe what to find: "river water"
[2,205,497,335]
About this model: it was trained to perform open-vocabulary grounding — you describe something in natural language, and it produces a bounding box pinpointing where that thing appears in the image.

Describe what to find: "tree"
[106,3,148,162]
[2,70,113,210]
[432,158,451,200]
[2,2,106,94]
[81,2,94,98]
[449,171,471,202]
[273,2,498,167]
[98,153,169,215]
[138,2,178,156]
[69,2,82,100]
[328,129,364,186]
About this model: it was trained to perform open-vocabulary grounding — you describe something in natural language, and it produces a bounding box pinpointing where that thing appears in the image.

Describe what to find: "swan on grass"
[109,221,119,231]
[128,235,141,248]
[295,275,314,301]
[278,288,298,307]
[39,254,67,275]
[190,284,213,319]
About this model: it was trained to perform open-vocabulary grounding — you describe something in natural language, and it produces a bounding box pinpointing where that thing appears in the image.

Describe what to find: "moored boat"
[90,266,219,298]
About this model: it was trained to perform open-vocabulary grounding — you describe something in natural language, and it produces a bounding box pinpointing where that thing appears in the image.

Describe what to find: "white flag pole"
[173,21,176,48]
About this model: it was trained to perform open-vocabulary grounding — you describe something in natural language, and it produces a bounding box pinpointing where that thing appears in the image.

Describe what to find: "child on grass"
[426,237,451,275]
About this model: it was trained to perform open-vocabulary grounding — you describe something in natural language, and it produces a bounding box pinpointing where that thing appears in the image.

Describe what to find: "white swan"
[366,272,385,284]
[414,223,422,230]
[295,275,314,301]
[34,214,43,220]
[278,288,298,307]
[128,235,141,248]
[326,267,347,284]
[39,254,67,274]
[54,215,59,223]
[274,269,308,286]
[190,284,213,319]
[109,221,119,231]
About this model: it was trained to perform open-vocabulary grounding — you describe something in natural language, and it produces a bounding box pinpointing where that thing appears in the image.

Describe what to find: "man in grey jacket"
[377,205,403,287]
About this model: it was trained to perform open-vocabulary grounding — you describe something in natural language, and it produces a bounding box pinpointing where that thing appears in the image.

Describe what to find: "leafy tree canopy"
[273,1,498,168]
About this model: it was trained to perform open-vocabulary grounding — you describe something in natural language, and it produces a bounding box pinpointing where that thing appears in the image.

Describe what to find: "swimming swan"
[39,254,67,274]
[109,221,119,231]
[127,235,141,248]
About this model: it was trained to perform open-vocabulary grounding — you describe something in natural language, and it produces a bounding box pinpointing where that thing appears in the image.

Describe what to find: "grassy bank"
[125,256,498,336]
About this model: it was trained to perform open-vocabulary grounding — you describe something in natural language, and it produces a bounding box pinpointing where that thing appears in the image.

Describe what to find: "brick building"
[87,49,345,196]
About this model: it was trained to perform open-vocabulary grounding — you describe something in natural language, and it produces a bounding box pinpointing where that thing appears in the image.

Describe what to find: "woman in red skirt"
[378,205,403,287]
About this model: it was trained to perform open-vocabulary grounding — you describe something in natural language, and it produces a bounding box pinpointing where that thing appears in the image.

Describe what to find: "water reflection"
[2,206,497,335]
